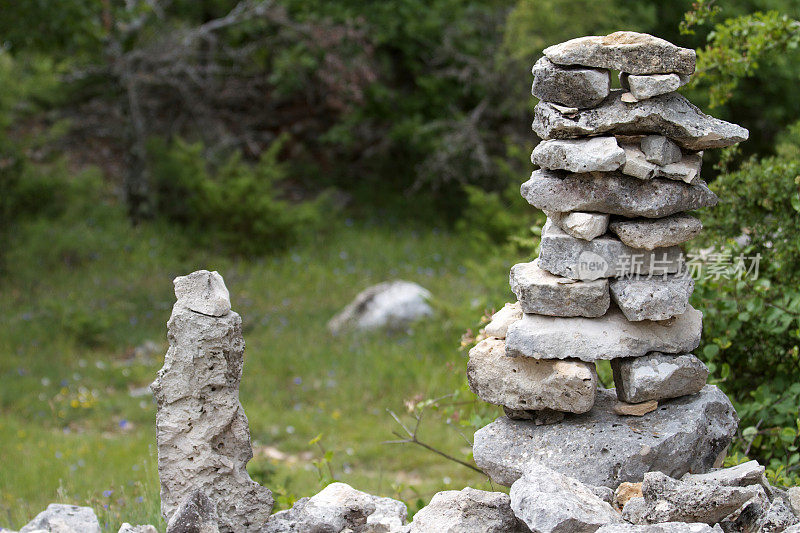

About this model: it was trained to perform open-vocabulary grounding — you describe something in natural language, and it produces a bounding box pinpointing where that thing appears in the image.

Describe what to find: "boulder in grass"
[19,504,100,533]
[327,280,433,334]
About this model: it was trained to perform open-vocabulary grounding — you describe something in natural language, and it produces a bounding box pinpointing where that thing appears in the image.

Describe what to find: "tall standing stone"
[151,270,273,533]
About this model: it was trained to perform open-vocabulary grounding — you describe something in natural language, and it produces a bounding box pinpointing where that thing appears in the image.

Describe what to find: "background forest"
[1,0,799,530]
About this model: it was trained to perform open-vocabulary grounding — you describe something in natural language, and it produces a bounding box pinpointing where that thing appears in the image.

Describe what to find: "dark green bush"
[149,136,329,256]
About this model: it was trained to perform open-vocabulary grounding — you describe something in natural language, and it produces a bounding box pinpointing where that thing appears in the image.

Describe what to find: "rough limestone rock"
[538,220,683,280]
[151,272,274,532]
[596,525,721,533]
[119,526,158,533]
[509,261,610,317]
[619,143,702,183]
[609,272,694,321]
[328,280,432,334]
[532,91,749,151]
[625,471,765,525]
[166,490,220,533]
[788,486,800,516]
[622,73,690,100]
[609,214,703,250]
[505,305,702,362]
[472,386,736,488]
[531,57,610,109]
[19,504,101,533]
[509,461,623,532]
[532,137,624,173]
[544,211,611,241]
[641,135,683,166]
[521,169,718,219]
[405,488,529,533]
[265,482,407,533]
[681,460,765,488]
[543,31,696,75]
[484,302,522,339]
[613,399,658,417]
[759,497,800,531]
[467,337,597,413]
[612,352,709,403]
[173,270,232,317]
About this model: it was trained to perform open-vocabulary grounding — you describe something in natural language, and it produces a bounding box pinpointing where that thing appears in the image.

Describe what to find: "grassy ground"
[0,191,531,530]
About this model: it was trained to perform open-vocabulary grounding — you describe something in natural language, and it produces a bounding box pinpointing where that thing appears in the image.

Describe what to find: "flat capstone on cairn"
[470,29,752,510]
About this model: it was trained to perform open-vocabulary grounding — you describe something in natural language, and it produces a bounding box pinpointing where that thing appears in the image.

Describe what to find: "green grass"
[0,194,527,531]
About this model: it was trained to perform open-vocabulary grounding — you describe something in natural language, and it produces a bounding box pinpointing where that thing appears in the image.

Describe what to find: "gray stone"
[718,497,766,533]
[467,337,598,413]
[544,211,610,241]
[521,169,718,219]
[532,57,611,108]
[543,31,696,75]
[758,497,799,532]
[609,272,695,321]
[532,91,749,151]
[641,136,683,165]
[509,461,623,532]
[484,302,522,339]
[472,386,737,488]
[328,280,432,334]
[118,526,158,533]
[619,143,702,183]
[173,270,231,317]
[265,482,408,533]
[504,407,566,425]
[622,73,690,100]
[406,488,529,533]
[506,305,702,362]
[612,352,708,403]
[509,261,609,317]
[626,471,765,525]
[609,214,703,250]
[785,526,800,533]
[596,524,722,533]
[20,504,101,533]
[151,272,274,532]
[538,220,683,280]
[789,486,800,517]
[166,490,219,533]
[532,137,624,173]
[681,461,765,488]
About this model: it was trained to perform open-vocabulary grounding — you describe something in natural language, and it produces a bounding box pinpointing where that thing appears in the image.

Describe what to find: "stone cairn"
[469,32,748,491]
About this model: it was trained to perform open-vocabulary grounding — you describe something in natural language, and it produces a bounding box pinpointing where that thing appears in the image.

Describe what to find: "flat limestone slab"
[531,57,610,109]
[609,214,703,250]
[538,220,683,280]
[467,337,597,413]
[543,31,696,75]
[472,385,738,488]
[505,305,702,362]
[521,169,718,218]
[533,91,749,151]
[622,72,690,100]
[532,137,624,173]
[612,352,709,403]
[610,272,695,321]
[509,260,609,317]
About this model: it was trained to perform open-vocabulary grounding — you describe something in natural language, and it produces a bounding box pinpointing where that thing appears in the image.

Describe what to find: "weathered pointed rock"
[151,271,273,533]
[533,91,748,150]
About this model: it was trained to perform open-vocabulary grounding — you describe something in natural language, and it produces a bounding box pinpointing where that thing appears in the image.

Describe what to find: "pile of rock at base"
[469,31,747,492]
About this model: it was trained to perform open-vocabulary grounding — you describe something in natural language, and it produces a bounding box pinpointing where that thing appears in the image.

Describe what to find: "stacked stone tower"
[468,32,748,490]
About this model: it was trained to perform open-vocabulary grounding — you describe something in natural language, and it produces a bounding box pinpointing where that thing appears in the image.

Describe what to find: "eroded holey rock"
[641,136,683,166]
[509,261,609,317]
[609,272,694,321]
[467,338,597,413]
[681,460,765,488]
[19,504,101,533]
[531,57,610,108]
[543,31,696,75]
[506,306,702,362]
[596,524,722,533]
[609,214,702,250]
[173,270,231,317]
[788,486,800,517]
[623,73,690,100]
[151,273,274,532]
[544,210,610,241]
[532,137,624,173]
[538,220,683,280]
[532,91,749,151]
[265,482,407,533]
[472,386,737,488]
[509,461,623,532]
[521,169,718,219]
[407,488,529,533]
[627,471,765,525]
[484,302,522,339]
[612,352,708,403]
[166,490,219,533]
